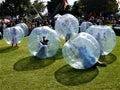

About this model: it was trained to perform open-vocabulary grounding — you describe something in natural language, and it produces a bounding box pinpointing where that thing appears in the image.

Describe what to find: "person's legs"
[15,43,18,47]
[95,60,107,67]
[12,44,13,47]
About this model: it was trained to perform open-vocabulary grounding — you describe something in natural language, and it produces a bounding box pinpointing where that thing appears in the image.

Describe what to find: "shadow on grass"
[55,65,99,86]
[14,56,55,71]
[99,53,117,64]
[53,48,63,60]
[0,46,19,53]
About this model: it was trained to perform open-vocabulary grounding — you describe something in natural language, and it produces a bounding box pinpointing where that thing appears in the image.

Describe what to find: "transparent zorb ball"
[3,26,24,44]
[55,14,79,40]
[28,26,60,59]
[62,32,101,69]
[80,21,93,32]
[16,23,29,36]
[86,25,116,55]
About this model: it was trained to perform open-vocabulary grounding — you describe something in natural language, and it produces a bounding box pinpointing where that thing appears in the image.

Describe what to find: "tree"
[26,0,45,18]
[0,1,5,17]
[32,0,45,14]
[47,0,69,19]
[0,0,31,17]
[71,1,82,17]
[77,0,118,17]
[104,0,119,15]
[0,0,45,18]
[30,0,46,22]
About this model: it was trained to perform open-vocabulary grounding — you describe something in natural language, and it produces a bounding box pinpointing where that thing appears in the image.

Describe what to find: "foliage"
[104,0,119,14]
[0,0,31,17]
[0,0,45,17]
[47,0,63,14]
[72,0,118,16]
[29,0,46,16]
[71,1,82,17]
[47,0,69,19]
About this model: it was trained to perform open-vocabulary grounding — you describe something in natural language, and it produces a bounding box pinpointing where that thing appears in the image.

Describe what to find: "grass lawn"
[0,35,120,90]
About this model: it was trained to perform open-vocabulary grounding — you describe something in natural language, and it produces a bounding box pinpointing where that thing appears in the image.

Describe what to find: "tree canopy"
[0,0,45,17]
[0,0,119,18]
[0,0,31,16]
[47,0,70,19]
[76,0,118,17]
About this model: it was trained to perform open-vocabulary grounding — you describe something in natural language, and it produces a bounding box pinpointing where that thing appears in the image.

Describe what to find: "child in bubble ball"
[36,36,49,58]
[11,28,18,47]
[66,38,107,67]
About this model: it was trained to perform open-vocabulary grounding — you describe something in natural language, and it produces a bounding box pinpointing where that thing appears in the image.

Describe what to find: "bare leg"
[95,60,107,67]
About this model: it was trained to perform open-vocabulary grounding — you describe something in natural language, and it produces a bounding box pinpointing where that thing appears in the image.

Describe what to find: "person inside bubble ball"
[40,36,49,45]
[65,33,73,42]
[69,42,107,67]
[77,46,107,67]
[11,28,18,47]
[95,60,107,67]
[36,36,49,58]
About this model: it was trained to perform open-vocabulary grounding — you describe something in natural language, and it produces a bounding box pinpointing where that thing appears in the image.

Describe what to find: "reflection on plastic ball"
[80,22,93,32]
[16,23,28,36]
[0,32,2,39]
[3,26,24,44]
[86,25,116,55]
[55,14,79,40]
[62,32,100,69]
[28,26,60,59]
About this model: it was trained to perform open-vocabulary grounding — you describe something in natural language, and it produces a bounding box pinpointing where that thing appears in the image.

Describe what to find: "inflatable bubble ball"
[28,26,60,59]
[16,23,29,36]
[3,26,24,44]
[86,25,116,55]
[62,32,101,69]
[55,14,79,40]
[80,21,93,32]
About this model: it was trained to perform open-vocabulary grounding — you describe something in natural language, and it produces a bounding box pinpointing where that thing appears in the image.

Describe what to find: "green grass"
[0,36,120,90]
